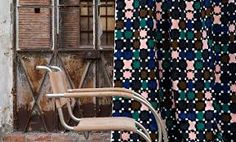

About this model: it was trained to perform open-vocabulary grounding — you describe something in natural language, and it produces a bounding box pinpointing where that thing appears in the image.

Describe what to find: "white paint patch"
[0,0,13,133]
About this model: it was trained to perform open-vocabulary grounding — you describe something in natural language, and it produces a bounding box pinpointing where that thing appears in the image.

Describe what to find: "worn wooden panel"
[58,53,87,88]
[16,53,53,131]
[18,7,51,49]
[27,107,45,132]
[37,76,54,113]
[16,57,35,131]
[37,75,57,131]
[98,53,113,87]
[58,53,96,117]
[80,62,96,117]
[20,53,51,94]
[96,52,113,117]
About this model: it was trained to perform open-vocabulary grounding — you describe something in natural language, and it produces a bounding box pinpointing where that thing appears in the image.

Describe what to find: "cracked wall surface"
[0,0,13,136]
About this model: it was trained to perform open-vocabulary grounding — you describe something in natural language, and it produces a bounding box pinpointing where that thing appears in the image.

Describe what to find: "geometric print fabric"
[113,0,236,141]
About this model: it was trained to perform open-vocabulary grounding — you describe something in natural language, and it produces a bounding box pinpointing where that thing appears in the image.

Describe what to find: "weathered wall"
[0,0,13,134]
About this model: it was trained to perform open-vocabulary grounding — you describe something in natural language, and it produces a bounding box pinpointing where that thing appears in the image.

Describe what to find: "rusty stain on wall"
[0,0,14,134]
[20,54,50,94]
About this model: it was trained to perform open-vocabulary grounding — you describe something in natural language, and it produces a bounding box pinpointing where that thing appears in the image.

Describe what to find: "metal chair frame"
[36,65,167,142]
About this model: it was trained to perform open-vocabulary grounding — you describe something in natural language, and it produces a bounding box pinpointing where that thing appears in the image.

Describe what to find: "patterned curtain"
[113,0,235,141]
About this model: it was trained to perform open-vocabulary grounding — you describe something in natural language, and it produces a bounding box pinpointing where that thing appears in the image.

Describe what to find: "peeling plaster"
[0,0,13,134]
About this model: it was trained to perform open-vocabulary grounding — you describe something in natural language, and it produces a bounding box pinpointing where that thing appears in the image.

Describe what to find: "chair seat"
[74,117,136,132]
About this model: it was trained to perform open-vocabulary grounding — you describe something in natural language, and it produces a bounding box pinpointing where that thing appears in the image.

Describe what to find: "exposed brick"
[51,133,78,142]
[2,132,110,142]
[25,133,52,142]
[77,132,110,142]
[18,0,83,49]
[60,7,80,48]
[18,7,51,49]
[2,132,25,142]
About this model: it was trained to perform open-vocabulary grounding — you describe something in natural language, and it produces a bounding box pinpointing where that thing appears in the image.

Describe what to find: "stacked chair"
[36,65,167,142]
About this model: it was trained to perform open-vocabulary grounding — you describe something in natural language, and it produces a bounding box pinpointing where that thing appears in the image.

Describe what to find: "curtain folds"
[113,0,235,141]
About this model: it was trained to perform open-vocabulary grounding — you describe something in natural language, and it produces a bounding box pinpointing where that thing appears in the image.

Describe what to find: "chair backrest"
[49,71,69,108]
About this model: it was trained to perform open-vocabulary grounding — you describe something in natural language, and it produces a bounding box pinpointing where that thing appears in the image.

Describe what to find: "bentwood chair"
[36,65,167,142]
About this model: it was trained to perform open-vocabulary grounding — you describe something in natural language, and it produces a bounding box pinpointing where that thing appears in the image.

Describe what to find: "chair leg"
[58,108,74,130]
[67,102,81,122]
[135,121,151,140]
[66,102,90,139]
[136,130,152,142]
[133,95,163,142]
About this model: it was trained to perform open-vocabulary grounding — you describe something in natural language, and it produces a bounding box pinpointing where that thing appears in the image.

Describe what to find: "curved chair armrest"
[69,88,152,112]
[67,88,148,105]
[67,88,168,142]
[68,88,146,100]
[46,91,164,142]
[68,87,128,92]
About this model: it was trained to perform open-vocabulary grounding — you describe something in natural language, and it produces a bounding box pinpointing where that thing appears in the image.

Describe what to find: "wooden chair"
[36,65,166,142]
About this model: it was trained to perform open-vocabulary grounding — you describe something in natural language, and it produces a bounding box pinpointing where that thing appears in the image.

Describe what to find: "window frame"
[15,0,114,50]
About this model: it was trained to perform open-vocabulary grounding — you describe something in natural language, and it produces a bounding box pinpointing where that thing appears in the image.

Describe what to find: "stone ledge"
[1,132,111,142]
